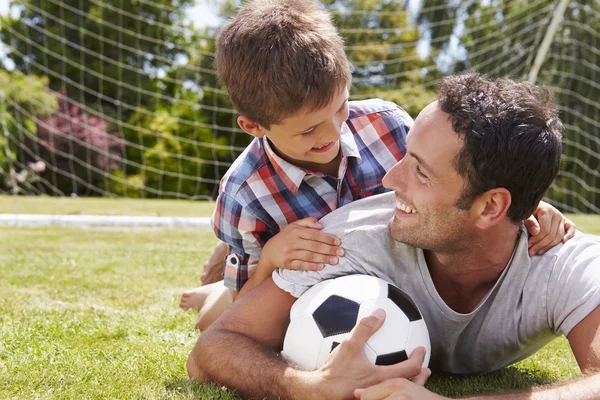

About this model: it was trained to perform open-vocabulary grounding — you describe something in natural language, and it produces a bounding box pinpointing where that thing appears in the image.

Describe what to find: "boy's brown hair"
[215,0,352,129]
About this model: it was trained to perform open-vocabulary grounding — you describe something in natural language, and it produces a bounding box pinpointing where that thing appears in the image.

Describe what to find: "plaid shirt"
[212,99,412,291]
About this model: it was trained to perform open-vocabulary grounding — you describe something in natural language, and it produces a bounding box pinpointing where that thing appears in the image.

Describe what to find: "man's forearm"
[188,327,319,399]
[468,372,600,400]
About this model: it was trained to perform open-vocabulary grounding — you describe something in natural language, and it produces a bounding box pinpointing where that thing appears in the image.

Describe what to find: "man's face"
[382,101,474,252]
[262,87,350,172]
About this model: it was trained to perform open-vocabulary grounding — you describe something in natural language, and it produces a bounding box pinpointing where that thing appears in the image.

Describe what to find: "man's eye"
[415,165,427,179]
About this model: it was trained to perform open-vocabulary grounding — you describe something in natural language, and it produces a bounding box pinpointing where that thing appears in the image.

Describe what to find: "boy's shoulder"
[348,98,412,124]
[219,137,270,199]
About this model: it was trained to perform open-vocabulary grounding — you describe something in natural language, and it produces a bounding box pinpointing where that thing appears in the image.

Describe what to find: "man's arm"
[187,277,426,399]
[187,278,312,399]
[354,305,600,400]
[568,304,600,373]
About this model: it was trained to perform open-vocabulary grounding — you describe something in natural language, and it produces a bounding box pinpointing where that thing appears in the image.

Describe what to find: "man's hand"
[525,201,576,256]
[262,217,344,271]
[315,309,426,399]
[353,373,441,400]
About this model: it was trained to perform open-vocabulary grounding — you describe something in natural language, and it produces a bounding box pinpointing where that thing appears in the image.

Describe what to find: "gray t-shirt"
[273,192,600,374]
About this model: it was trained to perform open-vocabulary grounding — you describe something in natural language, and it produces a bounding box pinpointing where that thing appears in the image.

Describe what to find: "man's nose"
[383,158,407,190]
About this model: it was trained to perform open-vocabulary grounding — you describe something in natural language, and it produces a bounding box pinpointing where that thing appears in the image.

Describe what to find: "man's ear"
[472,188,512,230]
[238,116,266,138]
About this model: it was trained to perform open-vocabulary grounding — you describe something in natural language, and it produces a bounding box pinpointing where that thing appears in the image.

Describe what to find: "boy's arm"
[213,192,343,296]
[212,191,272,292]
[238,217,343,297]
[525,200,576,256]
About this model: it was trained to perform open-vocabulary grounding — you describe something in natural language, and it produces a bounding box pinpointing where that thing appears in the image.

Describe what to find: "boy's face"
[238,87,350,174]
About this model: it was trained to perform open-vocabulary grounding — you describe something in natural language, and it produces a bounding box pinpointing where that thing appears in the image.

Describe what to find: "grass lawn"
[1,224,584,399]
[0,195,216,217]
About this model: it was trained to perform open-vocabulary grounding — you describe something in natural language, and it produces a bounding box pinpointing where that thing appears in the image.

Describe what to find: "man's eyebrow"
[409,151,437,177]
[297,97,349,134]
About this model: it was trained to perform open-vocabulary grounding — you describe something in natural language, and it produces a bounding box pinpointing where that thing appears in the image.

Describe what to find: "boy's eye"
[301,128,315,136]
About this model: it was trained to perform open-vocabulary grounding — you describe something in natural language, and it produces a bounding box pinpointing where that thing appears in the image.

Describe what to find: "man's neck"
[425,223,521,314]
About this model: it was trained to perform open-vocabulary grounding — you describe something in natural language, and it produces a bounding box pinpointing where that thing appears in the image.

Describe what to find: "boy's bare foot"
[179,286,210,311]
[194,283,233,331]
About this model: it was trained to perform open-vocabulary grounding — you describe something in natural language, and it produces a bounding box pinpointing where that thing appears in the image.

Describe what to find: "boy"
[180,0,574,330]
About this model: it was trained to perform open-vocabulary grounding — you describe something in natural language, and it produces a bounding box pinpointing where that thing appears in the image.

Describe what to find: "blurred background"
[0,0,598,213]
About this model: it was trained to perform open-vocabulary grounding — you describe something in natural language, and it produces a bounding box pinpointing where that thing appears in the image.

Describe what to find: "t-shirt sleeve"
[212,191,275,292]
[546,234,600,336]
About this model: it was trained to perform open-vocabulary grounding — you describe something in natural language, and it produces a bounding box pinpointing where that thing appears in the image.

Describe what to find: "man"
[187,74,600,399]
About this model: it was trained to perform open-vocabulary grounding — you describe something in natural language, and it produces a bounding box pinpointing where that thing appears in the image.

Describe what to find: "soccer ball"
[282,274,431,370]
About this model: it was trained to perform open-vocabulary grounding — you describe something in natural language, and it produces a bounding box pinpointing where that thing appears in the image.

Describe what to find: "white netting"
[0,0,598,212]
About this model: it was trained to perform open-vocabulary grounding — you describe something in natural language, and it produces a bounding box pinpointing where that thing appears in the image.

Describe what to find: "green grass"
[0,195,216,217]
[0,225,584,399]
[567,214,600,235]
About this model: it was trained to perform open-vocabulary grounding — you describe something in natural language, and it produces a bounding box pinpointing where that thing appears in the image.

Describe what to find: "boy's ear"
[238,116,266,138]
[472,188,512,230]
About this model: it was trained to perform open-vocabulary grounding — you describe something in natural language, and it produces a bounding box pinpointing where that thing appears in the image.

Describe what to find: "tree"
[422,0,600,212]
[0,70,57,193]
[0,0,195,119]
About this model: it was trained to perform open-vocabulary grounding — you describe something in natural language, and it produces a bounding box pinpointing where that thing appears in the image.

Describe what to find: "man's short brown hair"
[438,73,564,223]
[215,0,352,129]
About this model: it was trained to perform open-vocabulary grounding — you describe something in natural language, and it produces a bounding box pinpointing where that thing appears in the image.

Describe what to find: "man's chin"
[388,219,411,244]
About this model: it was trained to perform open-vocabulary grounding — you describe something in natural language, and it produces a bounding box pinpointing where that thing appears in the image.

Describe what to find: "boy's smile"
[237,86,350,176]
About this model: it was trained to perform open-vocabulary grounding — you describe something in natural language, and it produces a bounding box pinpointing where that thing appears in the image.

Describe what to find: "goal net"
[0,0,598,213]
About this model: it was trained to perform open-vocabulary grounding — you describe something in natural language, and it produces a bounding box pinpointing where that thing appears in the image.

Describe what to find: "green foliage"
[422,0,600,212]
[540,1,600,212]
[118,88,231,199]
[0,70,57,189]
[0,0,195,117]
[324,0,437,111]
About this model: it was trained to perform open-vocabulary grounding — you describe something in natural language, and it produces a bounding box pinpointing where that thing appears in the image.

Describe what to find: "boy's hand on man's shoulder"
[262,217,345,272]
[526,200,576,256]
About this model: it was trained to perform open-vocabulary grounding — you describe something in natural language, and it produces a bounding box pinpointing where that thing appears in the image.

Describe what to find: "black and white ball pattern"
[282,274,431,370]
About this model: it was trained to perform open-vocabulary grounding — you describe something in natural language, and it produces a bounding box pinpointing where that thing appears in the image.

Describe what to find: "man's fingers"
[350,309,386,346]
[379,347,424,382]
[410,367,431,386]
[353,378,411,400]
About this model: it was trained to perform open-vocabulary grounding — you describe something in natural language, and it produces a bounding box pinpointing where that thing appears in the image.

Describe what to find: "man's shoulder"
[545,232,600,268]
[320,192,396,238]
[533,231,600,260]
[219,138,270,199]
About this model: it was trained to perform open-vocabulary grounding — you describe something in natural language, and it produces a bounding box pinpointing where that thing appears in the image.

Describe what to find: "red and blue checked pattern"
[212,99,413,291]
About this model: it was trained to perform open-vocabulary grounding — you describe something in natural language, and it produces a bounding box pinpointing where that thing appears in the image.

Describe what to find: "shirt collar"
[263,123,362,195]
